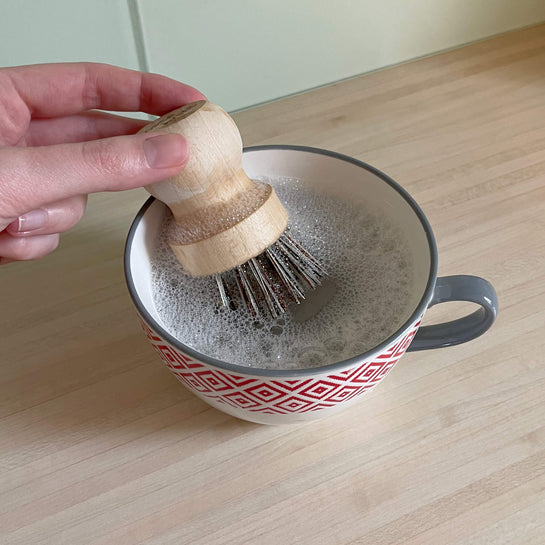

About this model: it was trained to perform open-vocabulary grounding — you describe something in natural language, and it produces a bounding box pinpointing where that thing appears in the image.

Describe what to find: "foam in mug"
[150,176,415,370]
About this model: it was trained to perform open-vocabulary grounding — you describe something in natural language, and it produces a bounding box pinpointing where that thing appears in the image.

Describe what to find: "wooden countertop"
[2,24,545,544]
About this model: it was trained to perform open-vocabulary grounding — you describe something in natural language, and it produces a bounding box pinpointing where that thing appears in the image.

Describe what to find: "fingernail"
[8,209,48,233]
[143,134,188,169]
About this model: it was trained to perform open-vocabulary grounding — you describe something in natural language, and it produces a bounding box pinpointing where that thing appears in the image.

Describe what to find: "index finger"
[3,62,206,118]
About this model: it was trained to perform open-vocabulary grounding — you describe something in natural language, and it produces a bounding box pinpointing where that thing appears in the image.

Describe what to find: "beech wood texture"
[139,100,288,276]
[2,24,545,544]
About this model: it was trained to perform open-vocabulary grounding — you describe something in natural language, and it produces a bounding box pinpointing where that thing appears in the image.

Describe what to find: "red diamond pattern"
[325,383,366,403]
[299,380,339,400]
[142,318,421,415]
[274,396,315,413]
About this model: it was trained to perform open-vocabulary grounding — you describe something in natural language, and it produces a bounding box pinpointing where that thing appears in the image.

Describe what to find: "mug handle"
[407,275,498,351]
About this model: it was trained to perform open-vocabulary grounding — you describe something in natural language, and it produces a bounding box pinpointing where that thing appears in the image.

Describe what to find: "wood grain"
[2,24,545,544]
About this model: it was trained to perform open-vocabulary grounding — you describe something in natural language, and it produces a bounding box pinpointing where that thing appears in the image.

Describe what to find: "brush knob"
[139,101,288,276]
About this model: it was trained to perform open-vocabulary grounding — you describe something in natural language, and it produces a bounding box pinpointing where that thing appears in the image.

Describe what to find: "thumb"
[0,133,188,220]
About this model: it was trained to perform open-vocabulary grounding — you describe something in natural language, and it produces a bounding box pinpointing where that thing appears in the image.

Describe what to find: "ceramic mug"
[124,146,498,424]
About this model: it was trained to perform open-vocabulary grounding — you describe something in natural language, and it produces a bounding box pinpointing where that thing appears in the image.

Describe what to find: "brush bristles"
[214,232,326,318]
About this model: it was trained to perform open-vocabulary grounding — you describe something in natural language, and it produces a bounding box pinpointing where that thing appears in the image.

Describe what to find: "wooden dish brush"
[140,100,326,317]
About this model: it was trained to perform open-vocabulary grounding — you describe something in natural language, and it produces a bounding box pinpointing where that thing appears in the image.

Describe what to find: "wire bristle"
[215,232,326,318]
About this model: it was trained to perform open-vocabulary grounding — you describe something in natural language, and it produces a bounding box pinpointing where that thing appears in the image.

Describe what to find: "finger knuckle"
[0,72,31,144]
[0,148,35,218]
[81,139,129,177]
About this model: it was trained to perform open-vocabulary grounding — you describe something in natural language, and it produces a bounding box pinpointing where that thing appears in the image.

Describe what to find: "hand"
[0,62,205,264]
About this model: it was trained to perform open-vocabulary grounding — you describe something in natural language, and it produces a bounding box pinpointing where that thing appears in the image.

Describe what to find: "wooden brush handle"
[139,101,288,276]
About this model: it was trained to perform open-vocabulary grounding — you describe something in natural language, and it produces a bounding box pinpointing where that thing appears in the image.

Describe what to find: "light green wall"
[0,0,139,69]
[137,0,545,111]
[1,0,545,112]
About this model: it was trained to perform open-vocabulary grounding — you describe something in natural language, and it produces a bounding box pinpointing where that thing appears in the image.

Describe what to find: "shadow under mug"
[124,146,498,425]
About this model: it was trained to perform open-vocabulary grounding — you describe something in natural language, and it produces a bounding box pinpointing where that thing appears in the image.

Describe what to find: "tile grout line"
[127,0,150,73]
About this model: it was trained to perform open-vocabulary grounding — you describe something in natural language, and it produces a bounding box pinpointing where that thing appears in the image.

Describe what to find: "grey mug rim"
[124,145,438,378]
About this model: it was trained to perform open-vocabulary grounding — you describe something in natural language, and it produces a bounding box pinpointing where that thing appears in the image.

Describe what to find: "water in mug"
[150,176,415,369]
